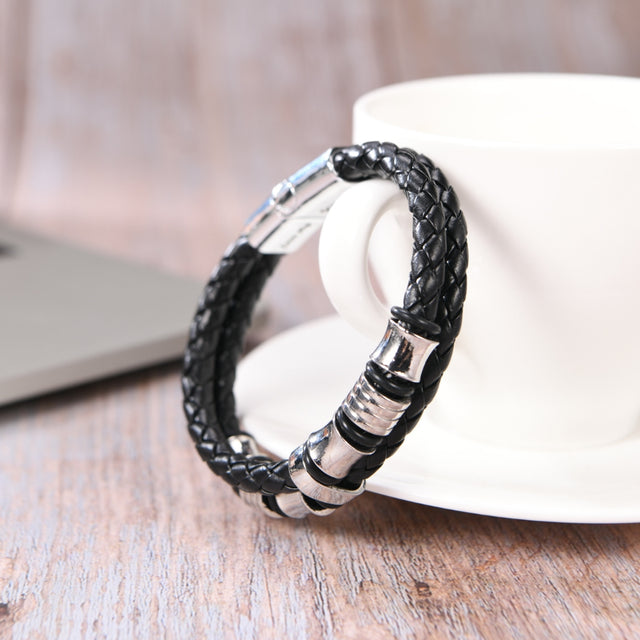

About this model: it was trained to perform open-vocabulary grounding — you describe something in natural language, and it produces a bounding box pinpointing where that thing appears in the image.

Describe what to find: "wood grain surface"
[1,1,639,638]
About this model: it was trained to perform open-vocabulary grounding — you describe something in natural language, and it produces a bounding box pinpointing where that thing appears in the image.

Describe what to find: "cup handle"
[318,179,412,341]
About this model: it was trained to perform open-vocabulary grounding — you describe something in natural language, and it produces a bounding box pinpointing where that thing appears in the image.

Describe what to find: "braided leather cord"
[330,142,468,483]
[182,243,296,493]
[182,141,468,506]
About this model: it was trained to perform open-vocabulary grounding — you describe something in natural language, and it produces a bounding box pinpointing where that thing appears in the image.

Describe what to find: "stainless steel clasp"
[242,149,349,254]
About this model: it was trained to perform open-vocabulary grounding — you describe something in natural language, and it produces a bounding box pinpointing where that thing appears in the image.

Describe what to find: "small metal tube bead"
[226,434,260,457]
[289,445,365,506]
[342,373,412,437]
[304,422,365,481]
[238,490,282,518]
[370,319,439,382]
[306,502,337,517]
[274,492,318,519]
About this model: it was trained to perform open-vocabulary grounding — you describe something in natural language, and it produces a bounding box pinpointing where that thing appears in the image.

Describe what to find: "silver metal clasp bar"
[243,149,349,254]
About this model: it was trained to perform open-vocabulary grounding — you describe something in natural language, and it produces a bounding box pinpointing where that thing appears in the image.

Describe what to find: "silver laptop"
[0,222,203,405]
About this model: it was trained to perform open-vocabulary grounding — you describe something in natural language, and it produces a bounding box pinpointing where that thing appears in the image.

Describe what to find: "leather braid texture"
[182,141,468,514]
[330,142,468,484]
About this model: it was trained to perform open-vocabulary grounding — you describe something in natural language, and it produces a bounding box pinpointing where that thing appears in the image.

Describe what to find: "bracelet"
[182,141,468,518]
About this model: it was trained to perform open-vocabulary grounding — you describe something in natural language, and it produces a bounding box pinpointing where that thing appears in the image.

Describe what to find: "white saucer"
[235,316,640,523]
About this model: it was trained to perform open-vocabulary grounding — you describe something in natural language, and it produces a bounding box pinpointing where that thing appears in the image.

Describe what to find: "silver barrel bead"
[275,488,336,518]
[304,422,365,480]
[228,433,340,518]
[237,490,282,518]
[289,442,365,507]
[240,486,337,520]
[370,319,439,382]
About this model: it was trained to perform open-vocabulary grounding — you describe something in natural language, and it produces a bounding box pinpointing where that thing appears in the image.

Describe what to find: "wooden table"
[1,2,639,638]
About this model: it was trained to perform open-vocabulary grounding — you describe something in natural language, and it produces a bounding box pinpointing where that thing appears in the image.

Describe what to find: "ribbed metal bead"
[342,373,412,436]
[370,319,439,382]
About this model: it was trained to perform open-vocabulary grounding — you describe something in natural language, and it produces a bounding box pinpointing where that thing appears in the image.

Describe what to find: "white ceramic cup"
[319,74,640,450]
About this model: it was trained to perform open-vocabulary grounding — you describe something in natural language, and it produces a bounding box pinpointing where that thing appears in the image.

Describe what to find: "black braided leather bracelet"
[182,141,468,518]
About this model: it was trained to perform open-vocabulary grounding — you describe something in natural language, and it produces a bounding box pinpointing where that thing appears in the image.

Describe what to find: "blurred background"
[1,5,640,635]
[1,0,639,325]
